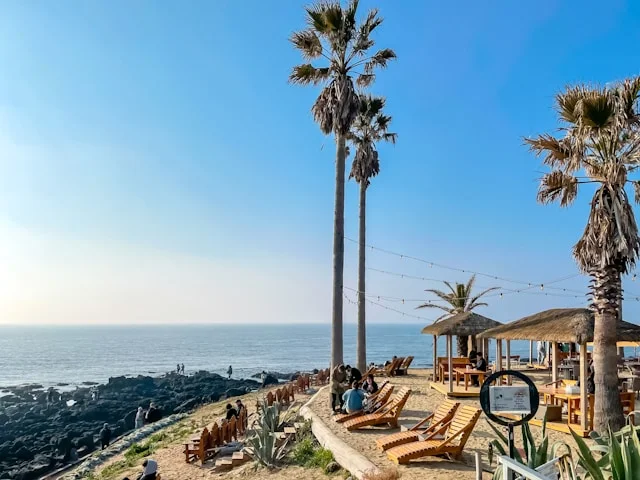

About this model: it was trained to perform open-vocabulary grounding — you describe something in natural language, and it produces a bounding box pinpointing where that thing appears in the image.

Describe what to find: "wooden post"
[529,340,533,366]
[506,340,512,385]
[580,342,588,431]
[496,339,503,385]
[433,335,438,382]
[552,342,558,384]
[448,335,453,394]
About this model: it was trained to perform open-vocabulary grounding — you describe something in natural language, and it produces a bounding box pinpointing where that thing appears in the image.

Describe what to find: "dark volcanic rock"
[224,387,248,399]
[0,371,260,478]
[251,371,295,381]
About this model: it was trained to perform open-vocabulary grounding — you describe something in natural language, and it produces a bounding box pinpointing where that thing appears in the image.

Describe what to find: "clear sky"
[1,0,640,325]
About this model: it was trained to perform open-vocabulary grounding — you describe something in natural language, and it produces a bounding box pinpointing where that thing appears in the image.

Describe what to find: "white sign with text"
[489,386,531,415]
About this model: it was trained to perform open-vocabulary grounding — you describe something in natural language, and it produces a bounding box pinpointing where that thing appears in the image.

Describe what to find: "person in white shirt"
[537,341,546,365]
[124,458,157,480]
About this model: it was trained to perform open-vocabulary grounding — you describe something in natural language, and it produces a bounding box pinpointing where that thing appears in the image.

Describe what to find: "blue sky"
[1,0,640,325]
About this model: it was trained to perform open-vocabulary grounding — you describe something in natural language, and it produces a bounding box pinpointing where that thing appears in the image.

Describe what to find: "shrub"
[291,437,316,466]
[306,447,334,469]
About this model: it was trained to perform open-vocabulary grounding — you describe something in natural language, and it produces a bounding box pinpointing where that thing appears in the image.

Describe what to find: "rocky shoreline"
[0,370,282,480]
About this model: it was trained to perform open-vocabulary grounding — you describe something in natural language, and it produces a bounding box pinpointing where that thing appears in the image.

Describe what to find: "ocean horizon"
[0,323,541,389]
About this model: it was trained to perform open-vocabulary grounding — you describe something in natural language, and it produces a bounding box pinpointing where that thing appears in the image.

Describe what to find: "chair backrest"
[386,357,402,373]
[433,399,460,425]
[387,388,411,418]
[266,391,274,406]
[227,416,237,441]
[621,391,635,415]
[403,356,414,369]
[209,422,220,447]
[289,384,295,401]
[199,427,210,455]
[445,406,482,448]
[370,382,393,405]
[220,420,228,444]
[275,388,283,403]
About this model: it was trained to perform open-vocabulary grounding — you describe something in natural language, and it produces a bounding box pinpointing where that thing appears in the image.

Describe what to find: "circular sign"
[479,370,539,427]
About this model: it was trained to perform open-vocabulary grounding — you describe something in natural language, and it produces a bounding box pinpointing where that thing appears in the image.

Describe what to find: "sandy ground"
[92,389,329,480]
[308,369,581,480]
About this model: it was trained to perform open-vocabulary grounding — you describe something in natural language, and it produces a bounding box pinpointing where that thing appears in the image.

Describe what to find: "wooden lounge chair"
[374,358,403,377]
[396,356,414,375]
[376,399,460,451]
[385,405,482,464]
[343,387,412,431]
[334,382,393,424]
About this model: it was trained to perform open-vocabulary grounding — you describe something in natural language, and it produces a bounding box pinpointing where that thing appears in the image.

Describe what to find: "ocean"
[0,324,535,388]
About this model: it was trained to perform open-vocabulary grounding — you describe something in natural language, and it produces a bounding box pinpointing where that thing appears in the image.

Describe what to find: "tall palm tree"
[417,275,498,356]
[525,78,640,432]
[349,95,397,371]
[290,1,396,369]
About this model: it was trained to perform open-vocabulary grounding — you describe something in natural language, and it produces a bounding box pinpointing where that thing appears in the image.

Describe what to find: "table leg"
[464,374,468,391]
[456,371,460,387]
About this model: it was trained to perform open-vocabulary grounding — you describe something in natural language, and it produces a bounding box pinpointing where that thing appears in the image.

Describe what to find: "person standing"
[537,341,546,365]
[227,365,233,379]
[176,364,181,375]
[99,423,111,450]
[135,407,145,429]
[346,365,362,384]
[181,363,185,375]
[330,364,347,414]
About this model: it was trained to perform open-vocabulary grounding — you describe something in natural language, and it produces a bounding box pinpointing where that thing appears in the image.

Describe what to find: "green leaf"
[609,426,625,480]
[571,427,605,480]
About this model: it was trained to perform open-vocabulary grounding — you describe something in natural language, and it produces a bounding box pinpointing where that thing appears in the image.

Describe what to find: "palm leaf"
[537,170,578,206]
[364,48,396,73]
[289,64,330,85]
[290,30,323,59]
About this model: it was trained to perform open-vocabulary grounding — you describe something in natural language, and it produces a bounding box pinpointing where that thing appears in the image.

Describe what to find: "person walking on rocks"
[99,423,112,449]
[227,365,233,379]
[135,407,145,429]
[176,364,181,375]
[181,363,185,375]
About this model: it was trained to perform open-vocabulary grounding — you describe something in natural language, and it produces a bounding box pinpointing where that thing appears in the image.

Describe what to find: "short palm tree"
[290,0,396,368]
[349,95,396,371]
[525,78,640,432]
[417,275,498,356]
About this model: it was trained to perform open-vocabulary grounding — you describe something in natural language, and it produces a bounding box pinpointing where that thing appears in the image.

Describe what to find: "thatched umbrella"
[422,312,501,394]
[480,308,640,431]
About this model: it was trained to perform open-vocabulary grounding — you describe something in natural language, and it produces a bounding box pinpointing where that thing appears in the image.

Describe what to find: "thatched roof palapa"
[421,312,502,337]
[479,308,640,344]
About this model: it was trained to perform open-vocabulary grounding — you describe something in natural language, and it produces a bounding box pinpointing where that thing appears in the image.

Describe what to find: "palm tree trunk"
[331,134,346,370]
[592,265,624,432]
[356,183,367,372]
[457,335,468,357]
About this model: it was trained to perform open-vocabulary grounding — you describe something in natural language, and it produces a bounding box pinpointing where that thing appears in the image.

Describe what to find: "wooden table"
[454,368,487,390]
[537,386,581,412]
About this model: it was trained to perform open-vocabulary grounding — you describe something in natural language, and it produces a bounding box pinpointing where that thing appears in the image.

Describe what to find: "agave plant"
[247,401,298,468]
[487,420,575,480]
[571,426,640,480]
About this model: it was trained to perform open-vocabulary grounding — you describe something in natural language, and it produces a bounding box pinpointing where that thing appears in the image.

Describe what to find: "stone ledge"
[300,387,379,480]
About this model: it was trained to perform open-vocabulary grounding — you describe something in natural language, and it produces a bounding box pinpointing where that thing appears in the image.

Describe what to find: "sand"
[86,369,585,480]
[307,369,580,480]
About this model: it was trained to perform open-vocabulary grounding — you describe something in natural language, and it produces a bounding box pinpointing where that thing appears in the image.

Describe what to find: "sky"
[1,0,640,325]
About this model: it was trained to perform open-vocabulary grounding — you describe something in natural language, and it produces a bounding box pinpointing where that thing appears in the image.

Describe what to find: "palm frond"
[464,275,477,298]
[351,8,380,57]
[305,4,331,34]
[416,303,455,314]
[524,134,574,169]
[290,30,323,59]
[364,48,396,74]
[556,85,585,125]
[467,300,489,310]
[356,73,375,87]
[633,180,640,204]
[289,64,331,85]
[424,288,454,303]
[467,287,500,309]
[537,170,579,206]
[577,88,615,131]
[382,132,397,144]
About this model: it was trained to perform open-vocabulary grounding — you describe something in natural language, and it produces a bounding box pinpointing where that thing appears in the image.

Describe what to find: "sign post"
[479,370,539,480]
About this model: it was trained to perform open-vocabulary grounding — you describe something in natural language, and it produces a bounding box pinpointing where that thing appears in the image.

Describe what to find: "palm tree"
[348,95,397,371]
[525,78,640,432]
[417,275,498,356]
[290,1,396,369]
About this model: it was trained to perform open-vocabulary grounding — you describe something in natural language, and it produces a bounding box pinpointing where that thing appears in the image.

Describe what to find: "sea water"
[0,323,533,388]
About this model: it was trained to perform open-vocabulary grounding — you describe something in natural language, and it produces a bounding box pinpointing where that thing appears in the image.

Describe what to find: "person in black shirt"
[99,423,111,450]
[363,374,378,395]
[468,349,478,366]
[346,365,362,384]
[145,403,162,423]
[472,354,488,387]
[225,403,238,421]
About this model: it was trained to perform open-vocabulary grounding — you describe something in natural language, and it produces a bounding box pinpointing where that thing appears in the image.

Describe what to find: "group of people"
[134,402,161,430]
[176,364,185,375]
[330,364,380,414]
[225,398,246,420]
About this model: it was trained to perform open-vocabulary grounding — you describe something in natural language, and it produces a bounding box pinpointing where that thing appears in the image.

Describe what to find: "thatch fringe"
[421,312,502,337]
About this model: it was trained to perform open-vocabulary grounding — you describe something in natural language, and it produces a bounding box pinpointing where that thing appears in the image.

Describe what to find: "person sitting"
[225,403,238,421]
[363,374,378,395]
[124,458,158,480]
[341,381,365,414]
[346,365,362,384]
[472,353,488,387]
[468,348,478,366]
[99,423,111,450]
[145,403,162,423]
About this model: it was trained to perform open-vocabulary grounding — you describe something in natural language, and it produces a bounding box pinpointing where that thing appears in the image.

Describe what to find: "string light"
[344,236,582,287]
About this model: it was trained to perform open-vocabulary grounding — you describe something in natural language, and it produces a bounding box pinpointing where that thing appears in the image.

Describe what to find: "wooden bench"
[437,357,469,382]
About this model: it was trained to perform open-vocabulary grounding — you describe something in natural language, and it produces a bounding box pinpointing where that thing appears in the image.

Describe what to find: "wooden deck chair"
[334,382,393,424]
[376,399,460,451]
[385,405,482,464]
[236,409,246,436]
[183,427,209,463]
[397,356,414,375]
[288,384,295,402]
[304,374,311,390]
[275,388,284,404]
[375,358,402,377]
[297,376,305,393]
[344,387,412,431]
[266,391,275,407]
[220,420,229,445]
